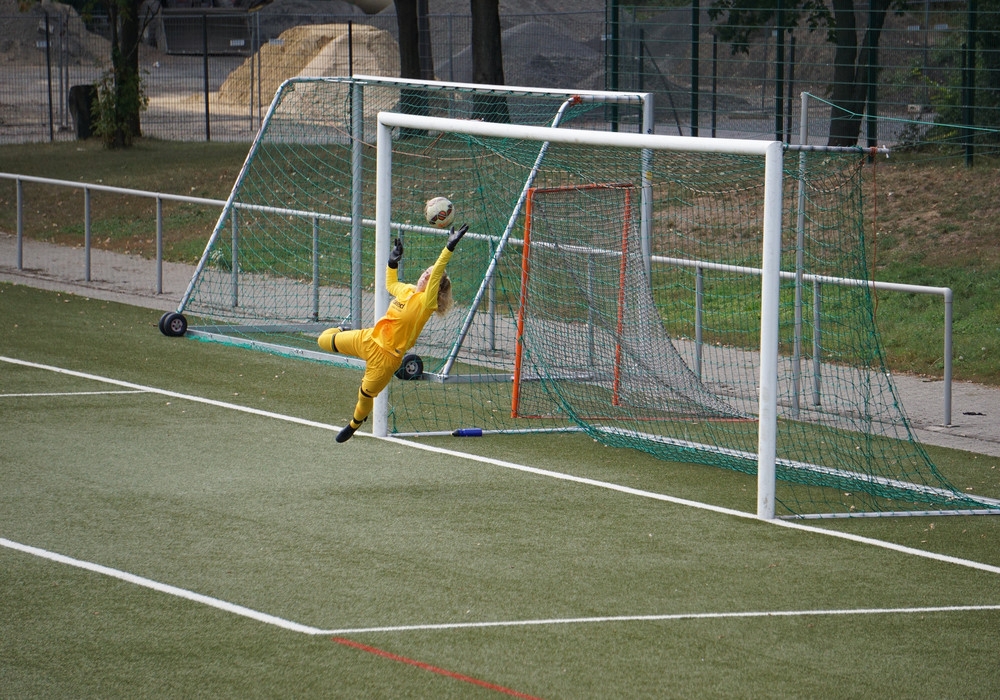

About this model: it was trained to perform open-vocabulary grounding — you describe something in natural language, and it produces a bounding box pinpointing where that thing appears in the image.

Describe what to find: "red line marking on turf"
[330,636,543,699]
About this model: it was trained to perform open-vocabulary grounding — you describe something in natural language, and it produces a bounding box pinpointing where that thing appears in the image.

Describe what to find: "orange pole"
[612,188,632,406]
[511,189,535,418]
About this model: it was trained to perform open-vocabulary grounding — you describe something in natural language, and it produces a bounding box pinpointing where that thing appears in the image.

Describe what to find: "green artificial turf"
[2,283,999,698]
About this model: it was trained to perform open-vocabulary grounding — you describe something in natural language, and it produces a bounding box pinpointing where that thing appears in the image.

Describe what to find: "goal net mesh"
[513,184,744,425]
[178,77,995,517]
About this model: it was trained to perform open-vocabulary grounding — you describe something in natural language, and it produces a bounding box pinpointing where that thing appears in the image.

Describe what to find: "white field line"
[317,604,1000,635]
[4,356,1000,576]
[0,390,148,398]
[2,536,999,637]
[3,355,1000,639]
[0,537,326,634]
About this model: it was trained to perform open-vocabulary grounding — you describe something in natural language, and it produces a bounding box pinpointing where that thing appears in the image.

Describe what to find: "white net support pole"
[791,92,810,418]
[757,141,785,520]
[439,95,579,378]
[640,96,655,278]
[439,91,655,378]
[351,81,365,327]
[372,118,394,438]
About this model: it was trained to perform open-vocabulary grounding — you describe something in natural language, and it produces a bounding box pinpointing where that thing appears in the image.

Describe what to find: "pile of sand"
[0,0,110,65]
[217,22,398,106]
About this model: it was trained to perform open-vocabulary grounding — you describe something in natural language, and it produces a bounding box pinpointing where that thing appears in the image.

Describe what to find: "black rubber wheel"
[160,312,188,337]
[395,353,423,380]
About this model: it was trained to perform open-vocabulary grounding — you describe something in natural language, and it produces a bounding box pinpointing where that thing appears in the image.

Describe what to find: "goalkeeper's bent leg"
[317,327,343,353]
[336,387,375,443]
[334,346,393,444]
[353,386,375,420]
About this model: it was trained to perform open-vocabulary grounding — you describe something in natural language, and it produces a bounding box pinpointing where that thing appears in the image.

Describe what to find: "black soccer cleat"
[336,417,366,443]
[336,424,356,443]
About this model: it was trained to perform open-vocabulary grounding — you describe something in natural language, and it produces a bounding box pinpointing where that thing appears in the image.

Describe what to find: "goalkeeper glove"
[446,224,469,252]
[387,238,403,269]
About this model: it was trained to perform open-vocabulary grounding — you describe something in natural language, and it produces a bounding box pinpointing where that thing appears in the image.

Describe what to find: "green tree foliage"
[708,0,832,53]
[899,0,1000,147]
[967,0,1000,139]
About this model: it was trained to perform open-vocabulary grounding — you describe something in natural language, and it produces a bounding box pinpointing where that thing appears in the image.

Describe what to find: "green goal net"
[173,76,999,519]
[370,112,996,519]
[175,75,649,358]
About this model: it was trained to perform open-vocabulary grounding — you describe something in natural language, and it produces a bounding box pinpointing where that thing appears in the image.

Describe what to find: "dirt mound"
[0,0,110,65]
[217,22,397,105]
[298,22,398,78]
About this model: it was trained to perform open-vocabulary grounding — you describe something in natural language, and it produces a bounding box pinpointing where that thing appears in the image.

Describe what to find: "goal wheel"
[395,353,423,380]
[159,312,188,337]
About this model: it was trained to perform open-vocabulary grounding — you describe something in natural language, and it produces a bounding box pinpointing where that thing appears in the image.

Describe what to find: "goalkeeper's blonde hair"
[436,273,453,315]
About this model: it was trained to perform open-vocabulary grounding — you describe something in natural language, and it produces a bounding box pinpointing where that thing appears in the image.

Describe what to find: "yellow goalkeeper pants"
[318,327,401,426]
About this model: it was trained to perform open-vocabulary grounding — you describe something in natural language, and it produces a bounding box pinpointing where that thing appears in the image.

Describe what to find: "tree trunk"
[394,0,428,136]
[857,0,888,147]
[120,0,142,140]
[416,0,434,80]
[394,0,421,80]
[826,0,888,147]
[100,0,143,148]
[827,0,864,146]
[470,0,508,122]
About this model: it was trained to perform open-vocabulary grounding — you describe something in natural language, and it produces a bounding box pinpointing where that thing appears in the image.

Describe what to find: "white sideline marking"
[2,537,999,638]
[318,604,1000,635]
[0,390,148,398]
[0,537,325,634]
[4,355,1000,581]
[1,355,345,433]
[3,354,1000,636]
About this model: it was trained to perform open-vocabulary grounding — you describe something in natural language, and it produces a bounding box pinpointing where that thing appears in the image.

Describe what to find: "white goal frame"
[373,111,785,520]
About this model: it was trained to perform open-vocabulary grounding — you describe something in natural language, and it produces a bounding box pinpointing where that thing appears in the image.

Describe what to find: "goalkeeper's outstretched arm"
[317,225,468,443]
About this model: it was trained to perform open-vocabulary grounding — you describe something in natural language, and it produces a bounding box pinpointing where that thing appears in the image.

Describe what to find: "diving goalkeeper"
[317,224,469,443]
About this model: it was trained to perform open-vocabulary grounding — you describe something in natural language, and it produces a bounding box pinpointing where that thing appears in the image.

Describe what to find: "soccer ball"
[424,196,455,229]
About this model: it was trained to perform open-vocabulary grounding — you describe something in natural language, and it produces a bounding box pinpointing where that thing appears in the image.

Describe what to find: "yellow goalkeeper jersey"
[371,246,453,358]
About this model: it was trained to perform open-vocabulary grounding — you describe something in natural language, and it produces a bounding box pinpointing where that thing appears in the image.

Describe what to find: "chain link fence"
[1,3,998,160]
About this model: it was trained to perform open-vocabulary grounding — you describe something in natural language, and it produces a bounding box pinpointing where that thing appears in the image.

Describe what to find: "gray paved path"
[2,232,997,457]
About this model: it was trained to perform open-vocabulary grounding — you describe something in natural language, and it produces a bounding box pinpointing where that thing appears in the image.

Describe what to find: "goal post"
[371,111,999,520]
[375,111,785,518]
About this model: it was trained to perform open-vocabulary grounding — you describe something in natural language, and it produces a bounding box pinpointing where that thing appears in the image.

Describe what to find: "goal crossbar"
[349,74,653,104]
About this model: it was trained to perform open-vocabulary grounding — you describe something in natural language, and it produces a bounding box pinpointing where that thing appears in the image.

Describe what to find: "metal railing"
[0,169,956,425]
[677,256,954,426]
[4,172,227,295]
